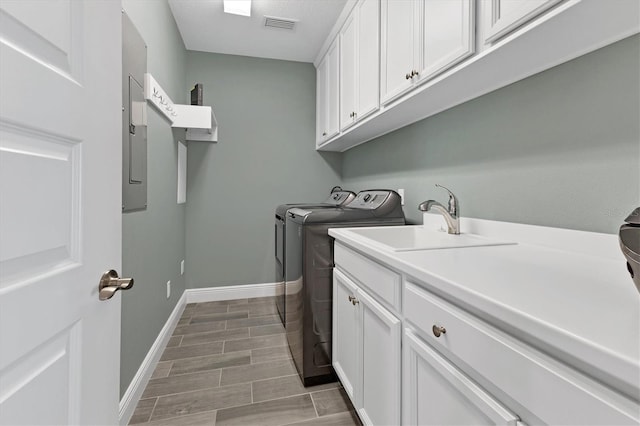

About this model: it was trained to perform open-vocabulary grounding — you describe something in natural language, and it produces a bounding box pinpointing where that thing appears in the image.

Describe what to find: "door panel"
[484,0,562,44]
[0,1,122,424]
[332,270,360,403]
[316,56,328,144]
[356,0,380,119]
[326,40,340,139]
[403,329,520,426]
[340,13,357,131]
[421,0,474,82]
[359,287,401,426]
[380,0,417,104]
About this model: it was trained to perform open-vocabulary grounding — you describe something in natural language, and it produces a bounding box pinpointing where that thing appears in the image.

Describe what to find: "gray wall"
[120,0,187,397]
[185,52,342,288]
[342,35,640,234]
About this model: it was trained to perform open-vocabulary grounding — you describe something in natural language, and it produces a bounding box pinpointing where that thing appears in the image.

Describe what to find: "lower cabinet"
[332,269,401,426]
[403,328,521,426]
[332,243,638,425]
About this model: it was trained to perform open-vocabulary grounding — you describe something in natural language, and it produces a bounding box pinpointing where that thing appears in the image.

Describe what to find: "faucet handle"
[435,184,458,216]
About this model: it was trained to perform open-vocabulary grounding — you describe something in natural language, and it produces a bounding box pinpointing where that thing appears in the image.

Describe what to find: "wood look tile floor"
[130,296,361,426]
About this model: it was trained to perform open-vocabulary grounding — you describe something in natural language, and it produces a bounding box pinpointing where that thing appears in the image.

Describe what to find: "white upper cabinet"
[340,13,358,130]
[420,0,474,81]
[380,0,419,104]
[356,0,381,120]
[340,0,380,131]
[316,0,638,151]
[316,39,340,145]
[316,55,328,144]
[483,0,563,44]
[381,0,474,105]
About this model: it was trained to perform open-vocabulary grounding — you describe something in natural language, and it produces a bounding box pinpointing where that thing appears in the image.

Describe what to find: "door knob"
[99,269,134,300]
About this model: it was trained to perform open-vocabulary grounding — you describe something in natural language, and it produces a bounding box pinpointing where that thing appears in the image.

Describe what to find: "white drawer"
[404,281,638,425]
[334,243,401,312]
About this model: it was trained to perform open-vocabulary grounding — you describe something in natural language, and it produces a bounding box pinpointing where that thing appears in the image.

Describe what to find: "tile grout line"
[309,392,320,419]
[146,396,159,424]
[142,382,224,401]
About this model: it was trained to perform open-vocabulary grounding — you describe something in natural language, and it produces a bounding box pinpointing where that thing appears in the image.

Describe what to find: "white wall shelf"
[144,73,177,123]
[144,73,218,142]
[171,105,218,142]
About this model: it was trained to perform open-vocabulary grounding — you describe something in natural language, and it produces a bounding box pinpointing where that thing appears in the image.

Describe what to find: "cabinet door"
[483,0,562,44]
[340,13,357,131]
[380,0,419,104]
[356,0,380,119]
[316,55,328,145]
[332,270,360,403]
[326,39,340,139]
[358,287,401,426]
[403,329,520,426]
[420,0,474,82]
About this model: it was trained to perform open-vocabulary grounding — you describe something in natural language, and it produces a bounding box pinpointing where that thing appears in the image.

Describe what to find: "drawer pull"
[348,295,359,306]
[432,325,447,338]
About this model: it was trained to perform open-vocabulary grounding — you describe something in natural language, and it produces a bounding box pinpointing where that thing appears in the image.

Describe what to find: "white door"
[326,39,340,139]
[483,0,562,44]
[356,0,380,120]
[420,0,474,82]
[339,12,357,131]
[359,288,401,426]
[332,270,360,403]
[380,0,419,104]
[0,1,123,425]
[402,329,520,426]
[316,54,328,144]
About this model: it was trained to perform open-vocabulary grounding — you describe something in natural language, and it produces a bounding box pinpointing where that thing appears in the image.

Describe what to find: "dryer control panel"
[322,191,356,205]
[348,190,395,210]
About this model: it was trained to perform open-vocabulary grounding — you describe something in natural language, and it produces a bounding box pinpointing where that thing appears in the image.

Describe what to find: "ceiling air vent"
[264,15,297,30]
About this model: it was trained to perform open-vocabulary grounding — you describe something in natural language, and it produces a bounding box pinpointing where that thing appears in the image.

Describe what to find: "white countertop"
[329,222,640,397]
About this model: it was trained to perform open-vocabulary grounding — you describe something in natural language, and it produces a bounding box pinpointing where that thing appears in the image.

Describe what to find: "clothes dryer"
[284,190,405,385]
[275,188,355,324]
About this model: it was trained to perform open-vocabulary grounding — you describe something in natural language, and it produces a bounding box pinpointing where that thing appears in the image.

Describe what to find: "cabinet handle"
[322,131,327,136]
[348,295,359,306]
[432,325,446,338]
[405,72,411,80]
[348,295,355,302]
[411,70,419,77]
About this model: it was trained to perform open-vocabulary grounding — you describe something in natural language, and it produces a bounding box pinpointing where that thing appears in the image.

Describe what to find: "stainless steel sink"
[345,225,515,251]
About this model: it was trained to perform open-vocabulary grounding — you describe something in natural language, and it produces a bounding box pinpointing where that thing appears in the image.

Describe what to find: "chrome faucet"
[419,184,460,235]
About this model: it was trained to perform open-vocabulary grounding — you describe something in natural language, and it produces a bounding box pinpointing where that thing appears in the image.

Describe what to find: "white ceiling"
[168,0,348,63]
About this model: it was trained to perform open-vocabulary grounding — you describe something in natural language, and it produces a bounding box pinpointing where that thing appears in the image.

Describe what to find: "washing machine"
[275,188,356,325]
[284,190,405,385]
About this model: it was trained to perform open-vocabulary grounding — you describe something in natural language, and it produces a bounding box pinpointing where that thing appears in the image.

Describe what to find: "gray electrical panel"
[122,11,147,212]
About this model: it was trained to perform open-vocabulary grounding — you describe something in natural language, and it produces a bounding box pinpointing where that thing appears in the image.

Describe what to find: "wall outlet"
[398,188,405,206]
[180,260,185,276]
[166,280,171,299]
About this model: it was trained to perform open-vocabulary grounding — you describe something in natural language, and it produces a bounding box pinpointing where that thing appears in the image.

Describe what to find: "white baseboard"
[185,282,277,304]
[119,292,187,425]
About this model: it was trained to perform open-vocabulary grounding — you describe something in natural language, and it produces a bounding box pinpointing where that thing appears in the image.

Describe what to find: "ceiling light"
[223,0,251,17]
